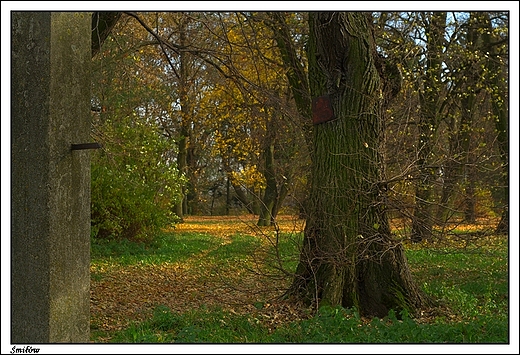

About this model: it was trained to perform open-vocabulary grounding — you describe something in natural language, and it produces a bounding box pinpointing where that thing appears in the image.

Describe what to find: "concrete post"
[11,12,92,343]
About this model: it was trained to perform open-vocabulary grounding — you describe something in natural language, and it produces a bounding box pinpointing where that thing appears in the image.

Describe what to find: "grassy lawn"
[90,215,509,344]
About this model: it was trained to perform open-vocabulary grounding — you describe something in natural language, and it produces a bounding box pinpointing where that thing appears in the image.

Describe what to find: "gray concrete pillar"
[11,12,92,343]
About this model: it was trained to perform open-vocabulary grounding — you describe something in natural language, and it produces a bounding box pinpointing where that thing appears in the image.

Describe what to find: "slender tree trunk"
[223,164,255,214]
[286,12,429,318]
[225,176,231,215]
[436,155,458,223]
[460,97,477,225]
[269,12,312,149]
[251,187,261,215]
[481,14,509,235]
[492,97,508,234]
[174,20,190,222]
[186,144,198,215]
[175,133,187,221]
[270,12,313,220]
[272,177,290,220]
[462,64,478,224]
[411,12,447,242]
[258,144,278,226]
[464,167,477,223]
[437,12,480,225]
[233,184,254,214]
[255,101,295,226]
[257,112,288,226]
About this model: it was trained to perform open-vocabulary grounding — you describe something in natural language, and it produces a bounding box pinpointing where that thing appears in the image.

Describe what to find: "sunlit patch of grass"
[91,232,220,266]
[406,234,508,327]
[169,214,305,238]
[206,234,262,260]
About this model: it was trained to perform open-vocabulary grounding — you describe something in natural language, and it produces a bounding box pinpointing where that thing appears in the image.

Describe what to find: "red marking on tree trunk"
[312,95,335,125]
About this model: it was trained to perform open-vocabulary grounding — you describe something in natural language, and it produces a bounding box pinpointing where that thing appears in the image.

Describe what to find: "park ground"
[90,215,508,343]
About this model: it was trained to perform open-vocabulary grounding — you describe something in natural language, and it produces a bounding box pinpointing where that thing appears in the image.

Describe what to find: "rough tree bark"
[285,12,429,318]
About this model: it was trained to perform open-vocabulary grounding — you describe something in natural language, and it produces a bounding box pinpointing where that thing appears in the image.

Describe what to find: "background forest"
[84,10,514,345]
[90,11,508,243]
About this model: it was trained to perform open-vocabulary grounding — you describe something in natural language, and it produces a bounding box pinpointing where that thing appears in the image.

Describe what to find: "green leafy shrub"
[91,115,185,242]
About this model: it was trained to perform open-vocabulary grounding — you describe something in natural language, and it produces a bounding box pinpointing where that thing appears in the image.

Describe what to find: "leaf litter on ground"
[90,215,309,335]
[90,214,506,340]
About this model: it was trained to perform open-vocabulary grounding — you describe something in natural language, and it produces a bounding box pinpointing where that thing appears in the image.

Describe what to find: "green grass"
[90,231,222,282]
[91,227,509,344]
[108,303,508,344]
[405,241,508,322]
[270,306,507,343]
[110,305,268,343]
[91,232,220,266]
[206,234,262,260]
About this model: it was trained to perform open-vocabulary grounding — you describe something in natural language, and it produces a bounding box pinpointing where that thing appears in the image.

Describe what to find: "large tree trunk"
[286,12,429,318]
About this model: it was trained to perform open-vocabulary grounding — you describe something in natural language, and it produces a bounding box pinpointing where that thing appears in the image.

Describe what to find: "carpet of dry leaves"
[90,215,310,337]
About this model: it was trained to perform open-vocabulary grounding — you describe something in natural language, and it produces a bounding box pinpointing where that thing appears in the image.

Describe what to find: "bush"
[91,115,185,242]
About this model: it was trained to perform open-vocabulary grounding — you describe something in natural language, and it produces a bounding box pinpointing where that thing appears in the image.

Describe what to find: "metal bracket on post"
[71,142,102,151]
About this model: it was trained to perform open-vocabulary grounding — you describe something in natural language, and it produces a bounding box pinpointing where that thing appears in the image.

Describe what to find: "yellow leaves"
[208,86,265,164]
[231,165,266,190]
[173,215,305,236]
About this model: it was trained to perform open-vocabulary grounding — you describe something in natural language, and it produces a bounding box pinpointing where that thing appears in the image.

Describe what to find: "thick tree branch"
[92,12,122,58]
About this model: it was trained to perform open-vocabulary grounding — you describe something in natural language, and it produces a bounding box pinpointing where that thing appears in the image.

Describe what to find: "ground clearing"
[90,214,508,343]
[90,215,307,338]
